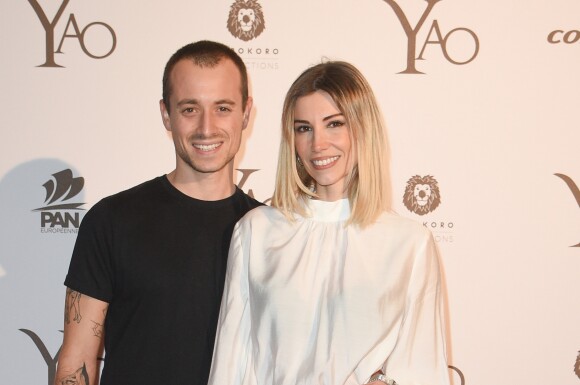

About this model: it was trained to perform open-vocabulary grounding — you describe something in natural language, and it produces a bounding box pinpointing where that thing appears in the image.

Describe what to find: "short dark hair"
[162,40,249,111]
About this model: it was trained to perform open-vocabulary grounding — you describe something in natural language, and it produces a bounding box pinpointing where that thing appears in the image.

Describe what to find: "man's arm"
[55,288,108,385]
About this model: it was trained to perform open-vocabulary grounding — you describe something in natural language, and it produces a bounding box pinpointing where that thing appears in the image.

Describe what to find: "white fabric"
[208,199,450,385]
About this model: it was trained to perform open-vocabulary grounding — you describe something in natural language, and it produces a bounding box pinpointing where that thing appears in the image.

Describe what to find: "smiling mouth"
[193,143,221,152]
[312,156,340,167]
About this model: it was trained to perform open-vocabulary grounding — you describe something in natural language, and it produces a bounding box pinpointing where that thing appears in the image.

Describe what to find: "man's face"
[160,58,252,177]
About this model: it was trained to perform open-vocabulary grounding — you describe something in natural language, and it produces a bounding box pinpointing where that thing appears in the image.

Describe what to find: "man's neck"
[167,168,236,201]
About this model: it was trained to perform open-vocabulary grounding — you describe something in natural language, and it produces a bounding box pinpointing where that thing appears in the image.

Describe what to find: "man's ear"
[159,99,171,131]
[242,96,254,130]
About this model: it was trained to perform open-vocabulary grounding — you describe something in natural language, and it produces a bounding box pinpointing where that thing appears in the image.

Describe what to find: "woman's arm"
[381,232,451,385]
[207,222,253,385]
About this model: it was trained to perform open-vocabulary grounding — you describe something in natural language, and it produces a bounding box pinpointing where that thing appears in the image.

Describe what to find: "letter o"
[79,22,117,59]
[563,30,580,43]
[442,27,479,65]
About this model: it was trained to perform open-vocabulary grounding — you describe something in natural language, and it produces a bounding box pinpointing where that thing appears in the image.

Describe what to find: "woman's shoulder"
[238,205,287,226]
[234,205,298,242]
[372,211,433,240]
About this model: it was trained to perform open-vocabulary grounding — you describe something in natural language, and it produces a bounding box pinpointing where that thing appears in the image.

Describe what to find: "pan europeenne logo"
[227,0,266,41]
[32,169,85,231]
[554,173,580,247]
[403,175,441,215]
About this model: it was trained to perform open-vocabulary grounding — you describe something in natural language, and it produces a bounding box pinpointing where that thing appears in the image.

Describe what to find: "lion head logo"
[227,0,266,41]
[574,351,580,379]
[403,175,442,215]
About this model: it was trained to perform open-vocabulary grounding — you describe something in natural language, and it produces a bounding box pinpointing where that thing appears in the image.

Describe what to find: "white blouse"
[208,199,450,385]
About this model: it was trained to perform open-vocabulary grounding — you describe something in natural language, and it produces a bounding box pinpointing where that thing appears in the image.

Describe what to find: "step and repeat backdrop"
[1,0,579,384]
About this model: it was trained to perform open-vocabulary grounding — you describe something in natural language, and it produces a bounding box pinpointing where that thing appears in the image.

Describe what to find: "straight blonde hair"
[271,61,392,227]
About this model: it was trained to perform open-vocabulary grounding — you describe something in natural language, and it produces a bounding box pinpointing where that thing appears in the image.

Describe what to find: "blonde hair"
[271,61,391,227]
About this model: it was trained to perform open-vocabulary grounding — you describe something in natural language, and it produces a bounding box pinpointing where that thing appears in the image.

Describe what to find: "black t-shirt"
[65,176,262,385]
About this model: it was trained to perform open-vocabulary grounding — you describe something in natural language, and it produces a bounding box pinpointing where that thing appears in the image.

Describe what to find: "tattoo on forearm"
[65,289,82,324]
[91,320,104,338]
[59,363,89,385]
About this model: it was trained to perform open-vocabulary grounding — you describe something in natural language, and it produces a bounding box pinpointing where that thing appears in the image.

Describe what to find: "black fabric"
[65,176,262,385]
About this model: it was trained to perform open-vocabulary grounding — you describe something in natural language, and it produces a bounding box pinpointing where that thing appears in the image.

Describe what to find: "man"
[55,40,262,385]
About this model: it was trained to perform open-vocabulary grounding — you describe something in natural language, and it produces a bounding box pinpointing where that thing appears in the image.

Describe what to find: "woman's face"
[293,90,355,201]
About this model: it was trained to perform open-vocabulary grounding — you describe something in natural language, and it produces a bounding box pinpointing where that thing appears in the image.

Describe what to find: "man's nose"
[196,110,216,137]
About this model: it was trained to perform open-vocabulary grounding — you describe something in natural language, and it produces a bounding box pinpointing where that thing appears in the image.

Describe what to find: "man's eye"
[183,107,195,114]
[218,106,232,112]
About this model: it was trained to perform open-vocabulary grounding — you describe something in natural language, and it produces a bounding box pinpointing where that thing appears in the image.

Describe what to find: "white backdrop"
[1,1,579,384]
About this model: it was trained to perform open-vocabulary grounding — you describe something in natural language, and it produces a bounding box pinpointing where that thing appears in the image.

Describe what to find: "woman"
[208,61,450,385]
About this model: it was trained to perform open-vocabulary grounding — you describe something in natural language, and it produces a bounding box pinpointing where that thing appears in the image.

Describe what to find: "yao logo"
[449,365,466,385]
[32,169,85,232]
[20,329,61,385]
[554,173,580,247]
[403,175,441,215]
[237,169,272,204]
[19,328,102,385]
[381,0,479,74]
[28,0,117,67]
[227,0,266,41]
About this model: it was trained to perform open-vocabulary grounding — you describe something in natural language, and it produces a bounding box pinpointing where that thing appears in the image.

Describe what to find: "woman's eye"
[294,125,311,133]
[328,120,345,128]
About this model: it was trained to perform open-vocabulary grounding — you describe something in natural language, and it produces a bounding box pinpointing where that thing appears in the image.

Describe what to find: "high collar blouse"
[208,199,450,385]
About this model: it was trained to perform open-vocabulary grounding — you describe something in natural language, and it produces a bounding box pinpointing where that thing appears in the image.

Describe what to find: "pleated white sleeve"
[381,232,450,385]
[208,220,253,385]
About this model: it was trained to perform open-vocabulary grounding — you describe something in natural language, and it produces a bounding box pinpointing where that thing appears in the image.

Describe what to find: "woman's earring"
[296,156,303,167]
[309,181,316,193]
